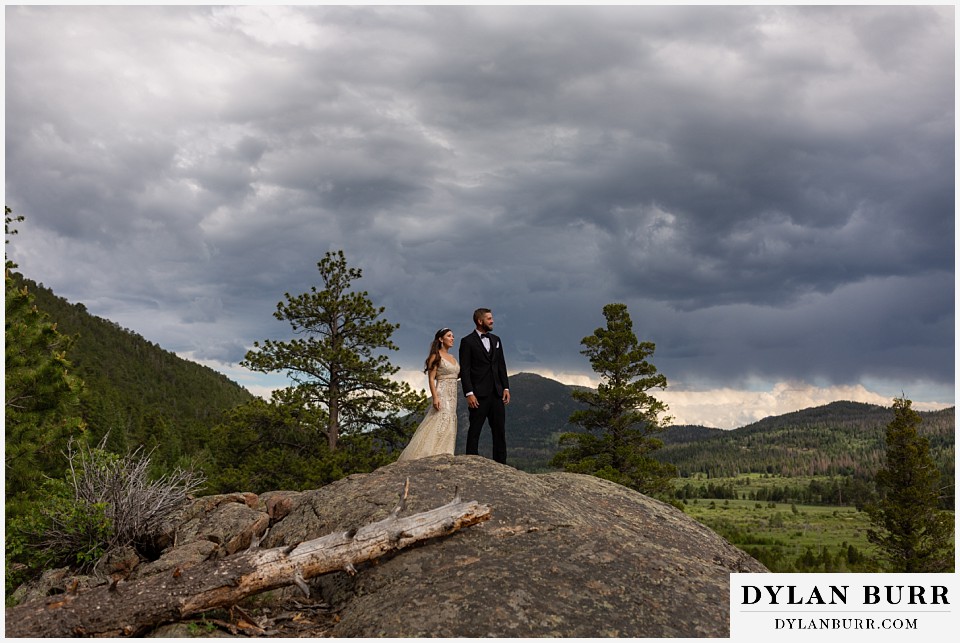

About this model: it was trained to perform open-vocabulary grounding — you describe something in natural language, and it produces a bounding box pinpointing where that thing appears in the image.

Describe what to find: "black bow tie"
[480,333,490,339]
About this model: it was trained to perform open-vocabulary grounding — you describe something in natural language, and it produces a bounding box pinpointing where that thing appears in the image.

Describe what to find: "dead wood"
[5,483,490,638]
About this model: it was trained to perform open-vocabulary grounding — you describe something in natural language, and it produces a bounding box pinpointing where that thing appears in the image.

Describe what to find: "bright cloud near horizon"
[4,5,954,430]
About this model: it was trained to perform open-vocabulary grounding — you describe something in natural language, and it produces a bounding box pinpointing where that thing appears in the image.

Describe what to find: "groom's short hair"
[473,307,492,325]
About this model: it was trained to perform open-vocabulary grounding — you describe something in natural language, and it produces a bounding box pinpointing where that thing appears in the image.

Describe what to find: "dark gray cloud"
[4,5,953,424]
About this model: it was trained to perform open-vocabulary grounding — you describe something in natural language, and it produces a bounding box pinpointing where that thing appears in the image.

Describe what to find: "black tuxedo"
[459,330,509,463]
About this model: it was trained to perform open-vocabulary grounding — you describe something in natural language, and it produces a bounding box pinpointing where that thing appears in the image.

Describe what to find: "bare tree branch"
[6,484,491,638]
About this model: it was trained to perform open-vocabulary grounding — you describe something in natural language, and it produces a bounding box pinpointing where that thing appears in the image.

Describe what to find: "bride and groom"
[397,308,510,464]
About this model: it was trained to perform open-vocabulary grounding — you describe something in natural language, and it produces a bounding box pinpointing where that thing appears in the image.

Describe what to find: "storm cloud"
[5,5,954,427]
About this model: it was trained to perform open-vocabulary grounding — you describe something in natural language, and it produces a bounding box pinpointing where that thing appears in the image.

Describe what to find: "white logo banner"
[730,573,956,641]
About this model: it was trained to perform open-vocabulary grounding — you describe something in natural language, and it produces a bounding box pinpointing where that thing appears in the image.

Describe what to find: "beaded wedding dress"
[397,356,459,461]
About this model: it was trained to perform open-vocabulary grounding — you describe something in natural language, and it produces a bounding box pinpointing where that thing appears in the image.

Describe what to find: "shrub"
[7,438,205,594]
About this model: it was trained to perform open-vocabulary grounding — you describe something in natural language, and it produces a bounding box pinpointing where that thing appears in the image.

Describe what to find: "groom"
[459,307,510,464]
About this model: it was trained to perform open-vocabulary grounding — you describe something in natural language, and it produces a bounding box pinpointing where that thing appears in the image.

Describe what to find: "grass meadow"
[674,474,882,572]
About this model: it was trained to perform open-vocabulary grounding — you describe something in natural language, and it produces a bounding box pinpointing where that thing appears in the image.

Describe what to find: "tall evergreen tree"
[242,250,424,451]
[550,303,676,495]
[5,207,86,508]
[866,397,953,572]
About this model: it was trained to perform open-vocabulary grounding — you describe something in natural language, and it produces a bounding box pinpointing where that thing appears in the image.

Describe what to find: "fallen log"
[6,483,491,637]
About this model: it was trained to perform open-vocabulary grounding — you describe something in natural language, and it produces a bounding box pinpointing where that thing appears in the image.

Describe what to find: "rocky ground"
[145,598,339,638]
[11,455,767,637]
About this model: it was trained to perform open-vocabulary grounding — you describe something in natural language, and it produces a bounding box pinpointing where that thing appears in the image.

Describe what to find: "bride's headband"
[436,327,451,338]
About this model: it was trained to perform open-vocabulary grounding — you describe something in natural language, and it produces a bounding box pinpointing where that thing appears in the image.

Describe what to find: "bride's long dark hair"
[424,328,451,373]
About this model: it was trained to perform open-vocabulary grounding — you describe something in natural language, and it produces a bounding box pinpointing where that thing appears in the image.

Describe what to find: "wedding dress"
[397,356,459,461]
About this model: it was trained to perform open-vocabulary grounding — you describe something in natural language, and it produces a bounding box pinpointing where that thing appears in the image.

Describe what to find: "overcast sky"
[4,5,955,428]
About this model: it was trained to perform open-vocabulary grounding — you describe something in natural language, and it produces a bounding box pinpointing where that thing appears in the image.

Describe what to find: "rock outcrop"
[262,455,767,637]
[11,455,767,637]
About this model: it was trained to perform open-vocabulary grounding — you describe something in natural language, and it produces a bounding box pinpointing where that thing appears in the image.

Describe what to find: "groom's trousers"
[466,394,506,464]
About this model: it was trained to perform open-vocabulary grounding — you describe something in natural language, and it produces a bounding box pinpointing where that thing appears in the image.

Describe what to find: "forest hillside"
[658,402,954,479]
[7,272,253,469]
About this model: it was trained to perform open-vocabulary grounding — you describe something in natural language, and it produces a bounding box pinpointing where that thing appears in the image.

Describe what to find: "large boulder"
[262,455,767,637]
[10,456,766,637]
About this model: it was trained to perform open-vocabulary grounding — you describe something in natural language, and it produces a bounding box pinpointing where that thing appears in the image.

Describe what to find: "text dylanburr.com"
[730,573,956,640]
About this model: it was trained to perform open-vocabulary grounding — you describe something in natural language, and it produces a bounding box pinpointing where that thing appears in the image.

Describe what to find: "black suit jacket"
[459,330,509,399]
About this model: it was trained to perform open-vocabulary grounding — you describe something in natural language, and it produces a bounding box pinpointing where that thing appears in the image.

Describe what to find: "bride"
[397,328,460,461]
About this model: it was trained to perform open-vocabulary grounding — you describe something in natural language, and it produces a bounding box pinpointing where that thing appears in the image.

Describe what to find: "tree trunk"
[328,374,339,451]
[6,486,490,638]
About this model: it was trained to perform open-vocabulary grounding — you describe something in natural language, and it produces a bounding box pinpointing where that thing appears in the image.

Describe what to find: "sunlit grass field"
[681,498,877,571]
[673,474,881,572]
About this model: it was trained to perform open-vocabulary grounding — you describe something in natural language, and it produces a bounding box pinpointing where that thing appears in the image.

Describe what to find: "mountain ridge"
[478,373,954,497]
[11,271,953,492]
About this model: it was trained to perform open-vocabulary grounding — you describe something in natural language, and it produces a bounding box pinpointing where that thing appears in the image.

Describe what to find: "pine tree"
[866,397,953,572]
[242,250,425,451]
[5,207,86,508]
[550,303,676,495]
